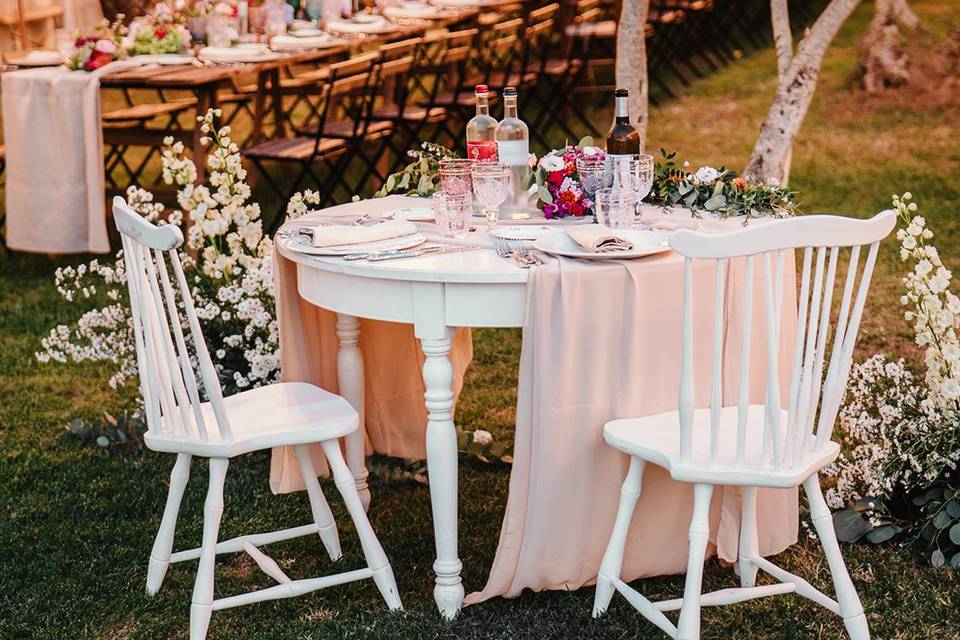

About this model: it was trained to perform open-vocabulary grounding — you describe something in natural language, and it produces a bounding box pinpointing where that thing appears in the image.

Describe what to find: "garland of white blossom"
[38,110,283,393]
[825,193,960,513]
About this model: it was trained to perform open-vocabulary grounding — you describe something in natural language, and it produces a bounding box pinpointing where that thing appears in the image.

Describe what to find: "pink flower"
[527,153,537,168]
[543,203,558,219]
[94,39,117,54]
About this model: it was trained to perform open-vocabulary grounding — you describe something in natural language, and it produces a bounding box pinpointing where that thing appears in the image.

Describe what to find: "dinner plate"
[326,19,399,34]
[9,50,62,67]
[131,53,195,65]
[389,206,435,222]
[383,3,446,19]
[490,226,555,241]
[198,46,281,63]
[284,232,427,256]
[270,34,344,50]
[533,228,671,260]
[290,27,325,37]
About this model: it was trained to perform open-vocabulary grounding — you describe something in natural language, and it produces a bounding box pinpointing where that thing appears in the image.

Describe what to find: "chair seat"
[462,70,538,91]
[604,405,841,488]
[145,382,358,457]
[565,20,616,39]
[101,99,196,123]
[242,136,348,161]
[371,104,447,123]
[296,119,393,140]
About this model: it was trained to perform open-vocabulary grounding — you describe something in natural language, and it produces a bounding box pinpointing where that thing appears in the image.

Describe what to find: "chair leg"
[804,474,870,640]
[738,486,759,588]
[147,453,192,596]
[320,439,402,611]
[593,456,645,617]
[293,444,343,562]
[676,483,714,640]
[190,458,228,640]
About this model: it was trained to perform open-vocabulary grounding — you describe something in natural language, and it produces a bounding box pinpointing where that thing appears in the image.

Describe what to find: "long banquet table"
[273,195,801,618]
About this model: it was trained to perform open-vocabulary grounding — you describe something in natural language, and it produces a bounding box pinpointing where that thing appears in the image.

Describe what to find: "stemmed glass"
[576,155,608,220]
[471,162,511,230]
[630,154,655,221]
[305,0,324,24]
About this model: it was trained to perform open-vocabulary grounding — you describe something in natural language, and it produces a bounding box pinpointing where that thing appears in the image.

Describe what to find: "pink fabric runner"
[2,59,143,254]
[465,248,799,604]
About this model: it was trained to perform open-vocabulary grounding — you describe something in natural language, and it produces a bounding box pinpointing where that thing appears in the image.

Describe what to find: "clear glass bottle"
[494,87,531,219]
[466,84,498,162]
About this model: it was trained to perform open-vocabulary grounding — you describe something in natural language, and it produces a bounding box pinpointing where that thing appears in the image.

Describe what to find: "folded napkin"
[302,219,418,248]
[566,226,634,253]
[13,50,63,66]
[270,34,340,50]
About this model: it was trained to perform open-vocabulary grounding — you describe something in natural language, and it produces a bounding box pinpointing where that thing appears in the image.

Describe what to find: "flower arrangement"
[66,17,126,71]
[37,109,282,395]
[648,150,798,220]
[375,142,459,198]
[127,3,191,56]
[826,193,960,569]
[533,139,602,219]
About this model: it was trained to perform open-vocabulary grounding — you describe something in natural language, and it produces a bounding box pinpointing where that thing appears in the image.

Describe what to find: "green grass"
[3,2,960,638]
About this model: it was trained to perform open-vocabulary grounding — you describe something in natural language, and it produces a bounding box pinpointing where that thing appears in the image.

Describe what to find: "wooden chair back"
[112,196,232,444]
[668,211,896,471]
[325,51,381,139]
[477,17,523,82]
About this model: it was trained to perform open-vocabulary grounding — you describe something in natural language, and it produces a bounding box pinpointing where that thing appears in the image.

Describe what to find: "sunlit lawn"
[2,2,960,638]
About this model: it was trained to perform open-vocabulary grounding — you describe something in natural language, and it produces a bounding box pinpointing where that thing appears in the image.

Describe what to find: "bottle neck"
[614,95,629,123]
[476,94,490,116]
[503,96,518,119]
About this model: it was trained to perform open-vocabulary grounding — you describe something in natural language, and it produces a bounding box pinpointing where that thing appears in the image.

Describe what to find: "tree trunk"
[770,0,794,183]
[615,0,650,145]
[858,0,920,94]
[745,0,864,182]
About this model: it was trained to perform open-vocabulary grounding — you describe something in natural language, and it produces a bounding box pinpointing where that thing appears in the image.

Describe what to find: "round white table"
[277,197,531,618]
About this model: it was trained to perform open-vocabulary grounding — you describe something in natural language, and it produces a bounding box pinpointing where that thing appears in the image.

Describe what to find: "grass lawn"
[2,2,960,638]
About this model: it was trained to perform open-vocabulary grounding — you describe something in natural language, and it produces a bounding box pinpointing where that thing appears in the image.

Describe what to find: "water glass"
[576,155,608,198]
[55,28,74,62]
[207,14,237,47]
[595,188,638,229]
[439,158,473,197]
[432,192,471,239]
[470,162,511,229]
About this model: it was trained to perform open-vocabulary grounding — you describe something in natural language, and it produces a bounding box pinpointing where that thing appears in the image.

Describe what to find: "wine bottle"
[466,84,498,162]
[606,88,641,156]
[494,87,531,219]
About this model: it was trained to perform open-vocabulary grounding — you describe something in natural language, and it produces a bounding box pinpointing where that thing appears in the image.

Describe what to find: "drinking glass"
[631,154,655,221]
[432,192,471,239]
[305,0,324,22]
[439,158,473,197]
[576,155,608,198]
[470,162,511,229]
[595,188,637,229]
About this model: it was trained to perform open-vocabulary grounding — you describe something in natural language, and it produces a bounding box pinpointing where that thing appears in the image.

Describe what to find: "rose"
[154,27,168,39]
[732,176,747,190]
[539,155,564,172]
[85,49,112,70]
[694,166,720,185]
[581,145,602,157]
[472,429,493,445]
[214,1,235,15]
[543,203,558,219]
[547,171,564,186]
[94,39,117,54]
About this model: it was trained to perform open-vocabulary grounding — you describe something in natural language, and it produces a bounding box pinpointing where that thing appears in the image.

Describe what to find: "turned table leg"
[336,313,370,511]
[420,330,463,619]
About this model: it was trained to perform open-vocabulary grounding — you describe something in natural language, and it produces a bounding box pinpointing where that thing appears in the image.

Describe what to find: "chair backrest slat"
[113,197,232,443]
[669,211,896,473]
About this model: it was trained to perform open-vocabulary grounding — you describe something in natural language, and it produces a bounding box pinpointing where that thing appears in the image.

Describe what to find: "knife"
[344,245,482,262]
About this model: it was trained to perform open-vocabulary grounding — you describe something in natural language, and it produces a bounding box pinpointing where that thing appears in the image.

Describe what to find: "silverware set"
[343,244,483,262]
[492,237,543,268]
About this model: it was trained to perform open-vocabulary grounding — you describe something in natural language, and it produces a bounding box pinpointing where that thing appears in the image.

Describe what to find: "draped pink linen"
[465,250,799,603]
[268,203,473,493]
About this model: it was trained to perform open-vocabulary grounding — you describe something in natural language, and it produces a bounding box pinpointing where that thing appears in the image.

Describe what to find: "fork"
[492,237,542,268]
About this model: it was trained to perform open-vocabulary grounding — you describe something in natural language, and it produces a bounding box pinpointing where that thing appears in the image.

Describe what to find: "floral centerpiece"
[127,3,192,56]
[826,193,960,570]
[533,139,603,219]
[66,17,126,71]
[648,150,798,220]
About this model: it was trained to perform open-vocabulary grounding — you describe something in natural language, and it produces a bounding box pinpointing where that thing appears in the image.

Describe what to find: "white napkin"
[326,18,395,33]
[270,34,341,50]
[13,50,63,66]
[566,226,634,253]
[383,3,442,19]
[198,46,277,62]
[303,219,418,248]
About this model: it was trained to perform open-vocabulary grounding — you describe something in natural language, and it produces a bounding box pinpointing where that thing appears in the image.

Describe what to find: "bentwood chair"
[112,197,401,640]
[593,211,896,640]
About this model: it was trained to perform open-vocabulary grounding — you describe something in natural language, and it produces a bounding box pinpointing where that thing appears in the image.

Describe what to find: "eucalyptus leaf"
[418,175,433,193]
[951,552,960,570]
[678,182,693,196]
[704,195,727,211]
[947,500,960,518]
[683,191,698,208]
[931,549,946,567]
[712,180,725,197]
[577,136,594,150]
[385,174,397,192]
[950,522,960,546]
[934,510,952,529]
[95,435,110,448]
[833,509,872,543]
[539,186,554,204]
[866,524,901,544]
[398,172,410,189]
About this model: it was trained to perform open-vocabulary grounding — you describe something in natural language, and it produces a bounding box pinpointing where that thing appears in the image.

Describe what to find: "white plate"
[198,46,281,63]
[290,27,325,37]
[383,4,445,19]
[534,228,671,260]
[389,206,435,222]
[284,232,427,256]
[10,50,62,67]
[490,226,554,241]
[327,19,398,34]
[131,53,195,65]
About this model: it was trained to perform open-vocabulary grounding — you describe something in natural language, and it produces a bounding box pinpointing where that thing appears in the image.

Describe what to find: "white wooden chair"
[592,211,896,640]
[112,196,402,640]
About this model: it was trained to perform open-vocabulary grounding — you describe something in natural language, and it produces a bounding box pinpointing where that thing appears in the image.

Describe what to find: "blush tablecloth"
[466,247,799,603]
[2,59,138,254]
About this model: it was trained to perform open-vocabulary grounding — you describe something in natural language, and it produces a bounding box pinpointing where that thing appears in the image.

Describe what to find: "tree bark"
[770,0,794,183]
[615,0,650,145]
[858,0,920,93]
[745,0,864,182]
